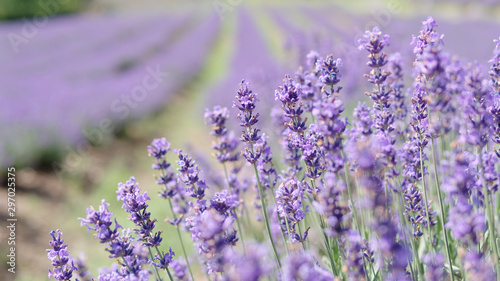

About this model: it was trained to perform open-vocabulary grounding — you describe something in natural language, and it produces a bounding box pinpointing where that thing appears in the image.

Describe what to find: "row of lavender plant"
[0,11,220,167]
[47,17,500,281]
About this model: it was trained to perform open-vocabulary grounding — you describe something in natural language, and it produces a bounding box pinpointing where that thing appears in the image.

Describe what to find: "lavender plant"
[47,17,500,281]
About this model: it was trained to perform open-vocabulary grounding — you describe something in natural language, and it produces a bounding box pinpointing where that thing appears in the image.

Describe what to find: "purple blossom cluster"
[47,16,500,281]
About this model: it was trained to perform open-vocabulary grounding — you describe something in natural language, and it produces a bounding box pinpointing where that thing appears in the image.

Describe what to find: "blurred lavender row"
[268,4,500,103]
[204,8,285,117]
[0,11,220,166]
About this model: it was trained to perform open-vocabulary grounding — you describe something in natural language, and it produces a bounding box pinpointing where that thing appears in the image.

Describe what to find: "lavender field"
[2,0,500,281]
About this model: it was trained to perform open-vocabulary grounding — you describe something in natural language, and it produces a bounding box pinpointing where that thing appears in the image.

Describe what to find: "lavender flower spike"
[47,230,76,281]
[234,79,262,163]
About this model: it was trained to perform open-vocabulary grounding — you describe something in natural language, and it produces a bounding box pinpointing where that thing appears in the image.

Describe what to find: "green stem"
[430,138,455,281]
[222,163,246,253]
[418,145,433,251]
[342,152,362,235]
[148,247,165,281]
[249,140,282,268]
[167,198,195,281]
[156,156,195,281]
[319,214,337,276]
[478,151,500,280]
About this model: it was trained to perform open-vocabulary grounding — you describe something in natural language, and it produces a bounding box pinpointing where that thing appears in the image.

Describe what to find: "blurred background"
[0,0,499,280]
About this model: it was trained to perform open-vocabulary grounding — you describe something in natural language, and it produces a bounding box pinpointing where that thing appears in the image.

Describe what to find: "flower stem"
[430,138,455,281]
[222,162,246,253]
[418,145,433,251]
[167,198,195,281]
[148,247,166,281]
[252,160,282,269]
[478,151,500,280]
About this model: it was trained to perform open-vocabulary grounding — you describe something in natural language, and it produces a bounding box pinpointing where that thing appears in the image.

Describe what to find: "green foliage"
[0,0,85,20]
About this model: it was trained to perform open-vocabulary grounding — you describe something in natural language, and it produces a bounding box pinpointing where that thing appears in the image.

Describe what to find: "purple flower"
[47,230,76,281]
[210,189,239,215]
[275,74,308,134]
[403,183,437,238]
[79,200,121,244]
[116,177,162,247]
[204,106,229,137]
[116,177,150,214]
[346,231,367,281]
[317,54,342,96]
[442,151,476,199]
[409,84,430,149]
[464,252,496,281]
[147,138,171,160]
[148,138,183,200]
[234,80,262,164]
[280,129,304,177]
[175,149,208,200]
[275,179,308,226]
[151,248,175,270]
[312,173,348,238]
[185,208,236,273]
[387,53,407,132]
[312,94,347,174]
[350,102,373,142]
[422,253,445,281]
[295,67,319,112]
[358,27,390,54]
[411,17,443,56]
[489,37,500,95]
[73,253,93,281]
[205,106,240,164]
[283,251,334,281]
[170,257,189,281]
[223,243,271,281]
[255,133,278,189]
[446,198,485,246]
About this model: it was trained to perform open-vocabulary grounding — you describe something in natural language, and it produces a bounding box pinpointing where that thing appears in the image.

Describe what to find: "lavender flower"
[275,74,307,134]
[346,231,367,281]
[222,243,272,281]
[280,129,303,177]
[312,91,346,174]
[255,133,278,189]
[210,189,239,216]
[47,230,75,281]
[422,253,445,281]
[386,53,407,137]
[461,77,491,148]
[116,177,161,247]
[152,248,175,270]
[283,252,334,281]
[411,17,442,56]
[295,67,319,112]
[350,140,410,278]
[205,106,240,163]
[275,179,309,238]
[317,54,342,96]
[403,183,437,238]
[446,198,485,246]
[350,102,373,142]
[73,253,93,281]
[175,149,209,200]
[79,199,121,244]
[185,208,236,273]
[464,252,496,281]
[170,257,189,281]
[490,37,500,95]
[148,138,180,199]
[313,173,349,238]
[234,80,262,163]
